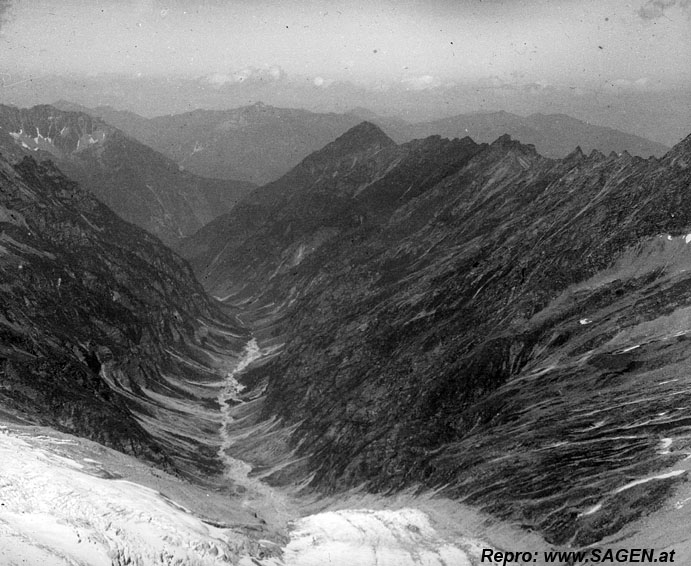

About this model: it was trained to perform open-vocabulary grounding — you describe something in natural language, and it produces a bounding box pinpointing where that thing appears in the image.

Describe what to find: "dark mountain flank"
[0,151,245,479]
[180,123,691,546]
[0,104,255,245]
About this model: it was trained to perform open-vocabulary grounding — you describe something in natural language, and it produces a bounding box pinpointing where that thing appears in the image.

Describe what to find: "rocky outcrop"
[0,104,255,245]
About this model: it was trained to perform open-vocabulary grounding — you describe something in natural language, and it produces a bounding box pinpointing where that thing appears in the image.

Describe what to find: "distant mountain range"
[0,104,255,245]
[54,100,669,185]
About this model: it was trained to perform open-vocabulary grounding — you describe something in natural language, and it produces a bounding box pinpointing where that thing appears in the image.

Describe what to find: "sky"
[0,0,689,144]
[1,0,689,88]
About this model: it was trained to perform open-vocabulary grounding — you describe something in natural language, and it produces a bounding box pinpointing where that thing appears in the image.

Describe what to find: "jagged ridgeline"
[0,152,245,479]
[180,122,691,545]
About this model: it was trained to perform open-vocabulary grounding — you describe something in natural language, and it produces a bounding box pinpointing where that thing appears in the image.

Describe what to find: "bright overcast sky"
[0,0,689,89]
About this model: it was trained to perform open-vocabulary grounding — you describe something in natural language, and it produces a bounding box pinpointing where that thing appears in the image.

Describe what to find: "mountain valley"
[1,105,691,564]
[2,0,690,562]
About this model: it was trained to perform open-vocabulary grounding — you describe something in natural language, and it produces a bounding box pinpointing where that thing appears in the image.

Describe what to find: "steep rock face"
[0,104,255,245]
[0,152,244,477]
[182,125,691,545]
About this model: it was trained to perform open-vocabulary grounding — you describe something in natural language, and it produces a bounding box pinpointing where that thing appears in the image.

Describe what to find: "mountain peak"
[342,120,393,142]
[52,100,91,113]
[663,133,691,167]
[488,133,539,157]
[564,146,585,162]
[316,121,395,158]
[491,133,514,147]
[244,101,273,112]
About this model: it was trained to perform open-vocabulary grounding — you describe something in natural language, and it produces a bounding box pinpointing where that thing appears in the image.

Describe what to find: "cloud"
[313,76,334,88]
[203,65,287,87]
[637,0,691,20]
[204,73,233,86]
[400,75,440,90]
[602,77,654,91]
[522,81,555,94]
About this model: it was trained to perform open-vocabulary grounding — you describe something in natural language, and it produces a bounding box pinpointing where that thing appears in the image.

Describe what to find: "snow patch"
[674,495,691,509]
[0,430,271,565]
[659,438,673,455]
[614,470,686,494]
[578,470,686,519]
[284,508,475,566]
[578,503,603,517]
